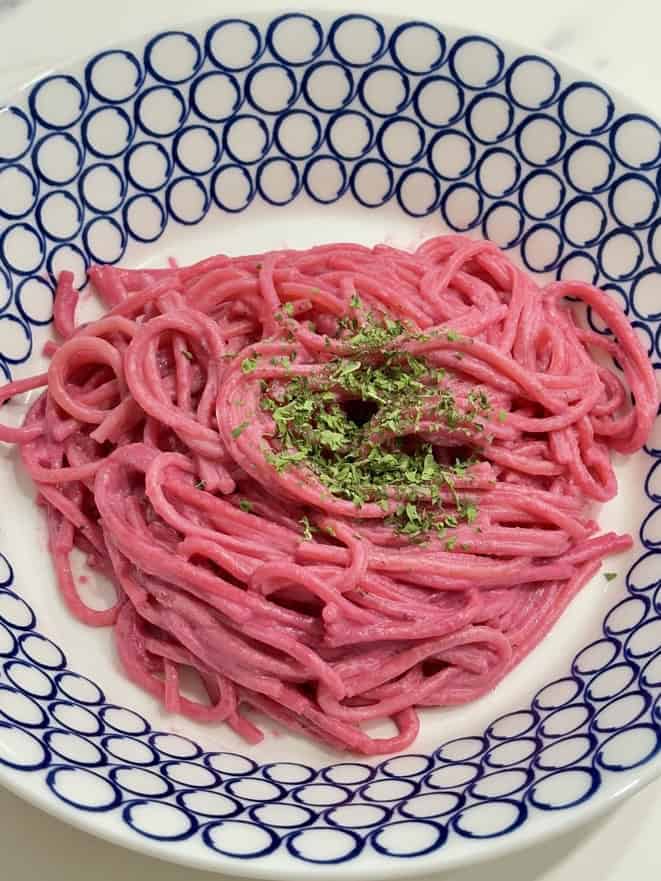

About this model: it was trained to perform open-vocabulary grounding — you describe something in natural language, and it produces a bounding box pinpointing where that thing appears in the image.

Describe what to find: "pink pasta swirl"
[0,235,656,755]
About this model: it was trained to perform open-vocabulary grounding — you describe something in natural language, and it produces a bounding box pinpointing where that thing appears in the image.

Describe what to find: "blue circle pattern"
[0,13,661,868]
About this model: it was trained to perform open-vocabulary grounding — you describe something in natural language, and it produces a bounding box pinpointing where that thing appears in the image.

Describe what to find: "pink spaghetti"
[0,235,657,755]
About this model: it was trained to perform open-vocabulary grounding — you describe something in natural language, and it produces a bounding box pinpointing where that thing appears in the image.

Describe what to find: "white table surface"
[1,0,660,879]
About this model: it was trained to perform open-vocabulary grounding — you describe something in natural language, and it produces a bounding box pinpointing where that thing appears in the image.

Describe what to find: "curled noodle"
[0,234,656,755]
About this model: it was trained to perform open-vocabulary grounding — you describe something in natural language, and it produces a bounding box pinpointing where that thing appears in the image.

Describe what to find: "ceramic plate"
[0,10,660,879]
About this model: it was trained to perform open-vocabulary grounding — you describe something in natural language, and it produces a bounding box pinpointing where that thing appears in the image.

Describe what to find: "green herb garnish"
[460,501,478,524]
[300,515,316,541]
[259,315,488,540]
[468,389,491,412]
[241,356,259,374]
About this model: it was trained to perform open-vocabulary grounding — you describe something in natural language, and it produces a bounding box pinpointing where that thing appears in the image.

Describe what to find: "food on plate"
[0,235,656,755]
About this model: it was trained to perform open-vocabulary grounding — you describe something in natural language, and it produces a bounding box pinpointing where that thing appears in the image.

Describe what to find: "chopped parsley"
[604,572,617,582]
[498,410,508,423]
[460,501,478,524]
[181,349,193,361]
[231,421,250,438]
[241,356,259,374]
[239,499,253,513]
[300,515,316,541]
[336,309,407,352]
[468,389,491,413]
[258,314,492,540]
[194,479,206,490]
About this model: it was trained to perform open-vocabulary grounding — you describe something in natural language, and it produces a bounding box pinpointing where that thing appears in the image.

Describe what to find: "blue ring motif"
[0,12,660,869]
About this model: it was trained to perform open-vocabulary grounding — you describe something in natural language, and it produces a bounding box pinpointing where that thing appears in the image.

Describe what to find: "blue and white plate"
[0,11,660,879]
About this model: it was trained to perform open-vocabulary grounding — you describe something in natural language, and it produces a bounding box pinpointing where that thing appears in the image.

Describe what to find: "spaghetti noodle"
[0,235,656,754]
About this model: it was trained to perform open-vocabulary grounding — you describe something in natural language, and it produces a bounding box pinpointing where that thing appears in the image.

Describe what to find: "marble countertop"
[1,0,660,879]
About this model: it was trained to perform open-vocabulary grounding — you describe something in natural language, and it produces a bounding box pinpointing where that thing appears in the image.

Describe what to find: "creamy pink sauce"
[0,234,656,755]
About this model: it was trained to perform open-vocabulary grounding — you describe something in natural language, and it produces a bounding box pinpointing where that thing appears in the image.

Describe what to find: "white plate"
[0,10,660,879]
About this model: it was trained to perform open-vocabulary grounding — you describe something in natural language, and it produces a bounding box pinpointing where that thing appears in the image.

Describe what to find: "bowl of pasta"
[0,9,660,879]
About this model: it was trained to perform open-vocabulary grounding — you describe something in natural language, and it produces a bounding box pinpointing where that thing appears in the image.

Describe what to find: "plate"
[0,10,660,879]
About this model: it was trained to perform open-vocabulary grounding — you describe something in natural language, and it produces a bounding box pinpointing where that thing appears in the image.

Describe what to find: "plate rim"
[0,7,660,878]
